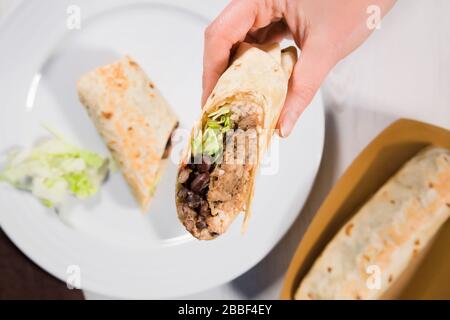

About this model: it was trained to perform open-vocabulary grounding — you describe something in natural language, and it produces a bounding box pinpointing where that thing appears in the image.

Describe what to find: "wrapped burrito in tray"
[176,43,297,240]
[296,146,450,300]
[77,56,178,211]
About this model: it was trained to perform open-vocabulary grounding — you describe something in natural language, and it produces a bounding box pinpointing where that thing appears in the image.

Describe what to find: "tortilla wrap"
[77,56,178,211]
[296,146,450,300]
[176,43,297,240]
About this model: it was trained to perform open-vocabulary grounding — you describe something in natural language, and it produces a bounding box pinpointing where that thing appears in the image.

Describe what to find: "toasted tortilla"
[176,43,297,239]
[77,56,178,211]
[296,146,450,300]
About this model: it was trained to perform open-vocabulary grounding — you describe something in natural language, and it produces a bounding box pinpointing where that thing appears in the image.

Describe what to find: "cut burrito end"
[176,102,262,240]
[176,43,297,240]
[77,56,178,212]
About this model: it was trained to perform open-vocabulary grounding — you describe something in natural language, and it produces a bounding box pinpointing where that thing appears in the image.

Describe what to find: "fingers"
[202,0,280,106]
[277,43,337,137]
[246,20,291,44]
[202,0,257,106]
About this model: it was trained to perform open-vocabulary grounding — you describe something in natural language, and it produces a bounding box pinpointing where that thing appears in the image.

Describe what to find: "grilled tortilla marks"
[77,56,178,211]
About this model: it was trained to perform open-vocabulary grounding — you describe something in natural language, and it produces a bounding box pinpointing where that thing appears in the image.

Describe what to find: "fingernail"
[280,114,294,138]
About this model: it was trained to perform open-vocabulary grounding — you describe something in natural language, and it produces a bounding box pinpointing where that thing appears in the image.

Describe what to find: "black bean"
[196,219,207,229]
[186,191,202,209]
[197,156,213,173]
[190,172,210,193]
[197,162,211,173]
[200,186,209,197]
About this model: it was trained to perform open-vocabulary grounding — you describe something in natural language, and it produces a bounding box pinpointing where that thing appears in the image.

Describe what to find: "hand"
[202,0,396,137]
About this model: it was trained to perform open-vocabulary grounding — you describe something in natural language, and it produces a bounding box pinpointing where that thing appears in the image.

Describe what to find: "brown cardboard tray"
[280,119,450,300]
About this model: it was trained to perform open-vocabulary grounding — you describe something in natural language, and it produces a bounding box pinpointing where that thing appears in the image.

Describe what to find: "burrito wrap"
[176,43,297,240]
[296,146,450,300]
[78,56,178,211]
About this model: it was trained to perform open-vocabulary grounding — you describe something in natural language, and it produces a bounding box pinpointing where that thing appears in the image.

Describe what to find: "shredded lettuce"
[208,107,229,119]
[64,172,97,197]
[0,136,109,208]
[191,106,234,158]
[191,130,203,157]
[208,106,233,132]
[41,199,54,208]
[202,128,223,156]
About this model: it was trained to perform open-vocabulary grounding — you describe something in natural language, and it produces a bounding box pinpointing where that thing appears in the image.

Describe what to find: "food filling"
[161,122,179,160]
[177,103,261,238]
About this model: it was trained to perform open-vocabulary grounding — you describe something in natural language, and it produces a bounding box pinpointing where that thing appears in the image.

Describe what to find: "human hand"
[202,0,396,137]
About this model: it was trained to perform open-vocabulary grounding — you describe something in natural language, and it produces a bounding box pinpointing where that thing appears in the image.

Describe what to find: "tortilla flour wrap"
[77,56,178,211]
[176,43,297,240]
[296,146,450,300]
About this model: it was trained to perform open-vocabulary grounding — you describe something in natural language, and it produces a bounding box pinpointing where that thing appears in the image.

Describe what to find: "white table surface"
[1,0,449,300]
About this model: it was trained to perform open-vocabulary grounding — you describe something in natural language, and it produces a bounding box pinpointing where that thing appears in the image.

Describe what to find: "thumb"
[278,43,337,137]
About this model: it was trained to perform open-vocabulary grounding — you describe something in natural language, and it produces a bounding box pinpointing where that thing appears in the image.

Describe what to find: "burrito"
[176,43,297,240]
[296,146,450,300]
[77,56,178,211]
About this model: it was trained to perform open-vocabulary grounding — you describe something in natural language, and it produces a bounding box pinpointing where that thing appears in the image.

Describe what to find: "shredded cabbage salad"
[192,106,234,158]
[0,135,109,208]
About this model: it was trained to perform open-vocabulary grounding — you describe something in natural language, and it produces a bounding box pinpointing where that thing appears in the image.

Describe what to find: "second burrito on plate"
[176,43,297,240]
[78,56,178,212]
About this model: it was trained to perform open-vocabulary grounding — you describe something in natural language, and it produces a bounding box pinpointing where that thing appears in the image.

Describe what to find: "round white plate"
[0,0,324,299]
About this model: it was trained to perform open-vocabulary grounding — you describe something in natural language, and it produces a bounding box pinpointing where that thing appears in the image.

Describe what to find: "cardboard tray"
[280,119,450,300]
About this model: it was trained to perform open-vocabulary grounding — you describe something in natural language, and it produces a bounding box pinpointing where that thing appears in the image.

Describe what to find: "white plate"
[0,0,324,299]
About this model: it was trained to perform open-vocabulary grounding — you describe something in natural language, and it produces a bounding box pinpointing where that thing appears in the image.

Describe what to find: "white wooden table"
[1,0,449,300]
